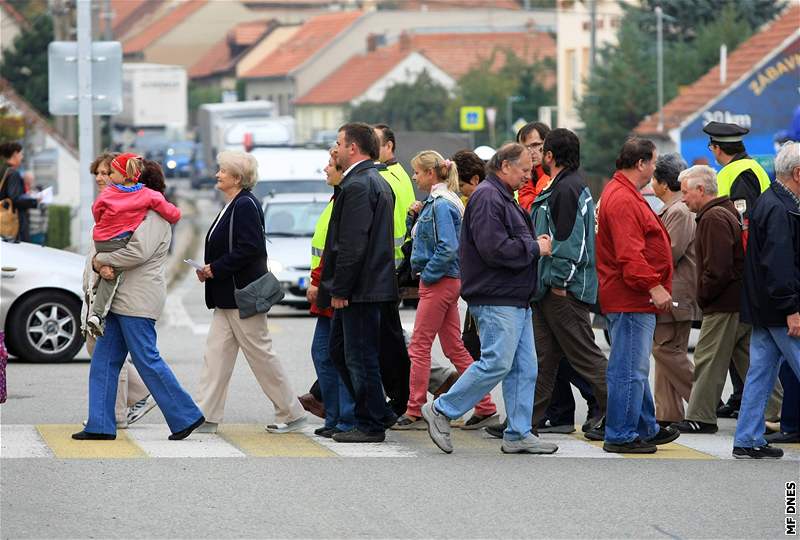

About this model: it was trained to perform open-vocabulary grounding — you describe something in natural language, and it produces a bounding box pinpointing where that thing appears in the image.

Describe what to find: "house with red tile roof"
[634,5,799,170]
[120,0,264,69]
[240,7,555,118]
[188,20,277,91]
[293,29,555,142]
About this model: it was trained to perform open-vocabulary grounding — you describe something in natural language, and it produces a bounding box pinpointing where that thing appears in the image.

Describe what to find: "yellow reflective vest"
[310,199,334,271]
[717,158,770,198]
[378,161,416,268]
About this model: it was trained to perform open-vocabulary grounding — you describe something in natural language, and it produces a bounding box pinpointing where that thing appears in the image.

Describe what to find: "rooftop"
[241,10,362,78]
[635,4,800,135]
[189,19,274,79]
[122,0,208,55]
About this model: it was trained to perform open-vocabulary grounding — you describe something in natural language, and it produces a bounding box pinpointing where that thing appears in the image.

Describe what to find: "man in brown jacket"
[674,165,781,433]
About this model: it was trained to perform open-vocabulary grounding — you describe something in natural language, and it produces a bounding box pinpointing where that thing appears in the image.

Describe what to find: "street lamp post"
[656,6,664,132]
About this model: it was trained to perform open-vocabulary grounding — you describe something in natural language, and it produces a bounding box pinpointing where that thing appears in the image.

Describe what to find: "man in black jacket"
[318,122,399,443]
[733,141,800,459]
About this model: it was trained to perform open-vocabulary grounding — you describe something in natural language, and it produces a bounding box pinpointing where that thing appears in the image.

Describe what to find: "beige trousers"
[686,312,782,424]
[196,308,304,424]
[652,321,694,423]
[86,335,149,423]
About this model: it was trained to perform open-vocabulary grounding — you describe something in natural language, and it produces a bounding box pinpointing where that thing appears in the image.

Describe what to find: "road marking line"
[676,435,800,460]
[1,425,53,458]
[220,424,335,457]
[126,425,246,458]
[570,432,714,459]
[305,427,419,458]
[36,425,146,459]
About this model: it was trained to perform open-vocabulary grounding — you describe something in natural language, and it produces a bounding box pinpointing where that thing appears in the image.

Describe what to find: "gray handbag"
[228,196,284,318]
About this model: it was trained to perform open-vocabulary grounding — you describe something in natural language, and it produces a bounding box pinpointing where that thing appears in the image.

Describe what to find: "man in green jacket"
[528,128,608,439]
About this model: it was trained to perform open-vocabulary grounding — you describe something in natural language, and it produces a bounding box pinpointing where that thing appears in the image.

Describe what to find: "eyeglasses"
[525,142,544,152]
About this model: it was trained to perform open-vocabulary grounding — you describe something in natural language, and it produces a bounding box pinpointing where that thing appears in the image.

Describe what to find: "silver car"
[1,241,86,362]
[263,193,330,308]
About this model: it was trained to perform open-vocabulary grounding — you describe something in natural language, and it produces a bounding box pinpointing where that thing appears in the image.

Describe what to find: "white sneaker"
[127,395,157,425]
[86,314,104,337]
[265,416,307,433]
[501,433,558,455]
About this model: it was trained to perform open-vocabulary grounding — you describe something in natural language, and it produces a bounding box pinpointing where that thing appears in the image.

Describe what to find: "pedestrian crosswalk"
[2,424,799,460]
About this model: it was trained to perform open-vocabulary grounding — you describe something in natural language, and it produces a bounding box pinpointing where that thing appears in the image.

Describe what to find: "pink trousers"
[406,277,496,418]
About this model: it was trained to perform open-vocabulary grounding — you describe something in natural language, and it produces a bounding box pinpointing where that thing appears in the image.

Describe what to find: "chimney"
[399,31,411,51]
[367,33,378,52]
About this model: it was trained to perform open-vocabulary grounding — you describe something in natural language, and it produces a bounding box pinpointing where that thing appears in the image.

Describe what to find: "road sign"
[48,41,123,116]
[460,106,485,131]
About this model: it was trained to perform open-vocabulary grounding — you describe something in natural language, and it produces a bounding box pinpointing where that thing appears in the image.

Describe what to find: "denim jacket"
[409,195,462,285]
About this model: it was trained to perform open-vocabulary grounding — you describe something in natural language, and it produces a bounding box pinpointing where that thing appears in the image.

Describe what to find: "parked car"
[1,242,85,362]
[163,140,197,178]
[262,193,330,309]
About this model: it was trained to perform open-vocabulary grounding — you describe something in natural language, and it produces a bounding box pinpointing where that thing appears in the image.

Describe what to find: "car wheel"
[7,291,84,362]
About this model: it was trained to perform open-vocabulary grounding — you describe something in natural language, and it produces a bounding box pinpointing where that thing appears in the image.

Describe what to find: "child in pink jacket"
[86,153,181,336]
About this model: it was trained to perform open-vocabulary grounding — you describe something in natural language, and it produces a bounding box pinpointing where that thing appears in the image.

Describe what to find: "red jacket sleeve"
[310,259,323,287]
[606,198,663,293]
[147,189,181,224]
[518,178,536,212]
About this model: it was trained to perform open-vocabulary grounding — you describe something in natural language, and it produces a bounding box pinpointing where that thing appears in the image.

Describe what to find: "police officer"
[373,123,414,416]
[703,121,770,223]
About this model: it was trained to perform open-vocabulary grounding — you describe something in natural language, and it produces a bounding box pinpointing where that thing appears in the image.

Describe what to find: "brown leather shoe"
[298,393,325,419]
[432,372,460,398]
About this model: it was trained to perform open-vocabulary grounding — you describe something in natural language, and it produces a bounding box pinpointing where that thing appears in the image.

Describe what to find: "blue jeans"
[734,326,800,447]
[435,305,536,441]
[85,312,203,435]
[605,312,659,444]
[329,303,392,434]
[311,316,355,431]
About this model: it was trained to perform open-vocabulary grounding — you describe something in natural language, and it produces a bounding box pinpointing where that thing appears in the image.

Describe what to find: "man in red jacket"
[516,122,551,212]
[596,137,681,453]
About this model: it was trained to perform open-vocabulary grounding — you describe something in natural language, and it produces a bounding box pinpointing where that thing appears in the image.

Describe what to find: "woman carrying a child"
[73,153,205,441]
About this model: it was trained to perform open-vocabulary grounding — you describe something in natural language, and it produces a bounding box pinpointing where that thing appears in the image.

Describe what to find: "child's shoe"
[86,314,105,337]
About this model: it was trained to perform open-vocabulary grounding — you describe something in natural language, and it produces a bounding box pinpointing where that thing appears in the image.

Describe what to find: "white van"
[250,147,332,200]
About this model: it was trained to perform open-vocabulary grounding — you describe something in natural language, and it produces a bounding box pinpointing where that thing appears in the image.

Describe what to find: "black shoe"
[484,420,507,439]
[382,411,399,430]
[603,438,657,454]
[168,416,205,440]
[71,430,115,440]
[582,415,603,433]
[332,429,385,443]
[537,420,576,434]
[314,426,336,438]
[764,431,800,444]
[584,416,605,441]
[732,444,783,459]
[656,420,674,428]
[716,403,739,418]
[646,425,680,445]
[672,420,718,434]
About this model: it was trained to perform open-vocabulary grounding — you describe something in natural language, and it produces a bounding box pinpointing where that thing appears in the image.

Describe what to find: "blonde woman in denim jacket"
[393,150,497,430]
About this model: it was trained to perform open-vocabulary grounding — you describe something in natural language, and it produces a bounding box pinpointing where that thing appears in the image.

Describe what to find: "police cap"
[703,121,749,143]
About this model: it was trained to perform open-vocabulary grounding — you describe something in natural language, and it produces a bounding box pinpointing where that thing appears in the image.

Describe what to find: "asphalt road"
[2,190,797,539]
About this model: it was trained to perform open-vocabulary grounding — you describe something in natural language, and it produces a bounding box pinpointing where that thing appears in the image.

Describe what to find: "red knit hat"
[110,153,142,181]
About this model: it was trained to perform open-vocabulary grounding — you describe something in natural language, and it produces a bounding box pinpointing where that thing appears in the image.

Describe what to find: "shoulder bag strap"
[0,168,10,197]
[227,195,269,289]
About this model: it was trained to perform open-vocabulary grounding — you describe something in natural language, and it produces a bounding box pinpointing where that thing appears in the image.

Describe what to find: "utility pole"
[656,5,664,133]
[77,0,94,254]
[589,0,597,75]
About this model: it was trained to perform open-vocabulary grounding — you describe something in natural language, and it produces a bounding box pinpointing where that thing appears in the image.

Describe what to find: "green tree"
[0,15,53,117]
[579,0,783,176]
[349,70,451,131]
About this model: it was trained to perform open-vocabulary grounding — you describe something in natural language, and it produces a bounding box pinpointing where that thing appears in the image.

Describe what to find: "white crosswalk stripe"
[126,424,247,458]
[1,425,53,458]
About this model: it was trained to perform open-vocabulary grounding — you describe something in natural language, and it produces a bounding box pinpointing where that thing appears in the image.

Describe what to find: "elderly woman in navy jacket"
[195,150,305,434]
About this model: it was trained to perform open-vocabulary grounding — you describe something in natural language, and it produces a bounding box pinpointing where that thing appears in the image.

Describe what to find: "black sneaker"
[732,444,783,459]
[314,426,336,438]
[484,420,507,439]
[765,431,800,444]
[672,420,718,434]
[646,425,680,445]
[332,429,385,443]
[584,416,605,441]
[716,403,739,418]
[582,415,603,433]
[603,438,657,454]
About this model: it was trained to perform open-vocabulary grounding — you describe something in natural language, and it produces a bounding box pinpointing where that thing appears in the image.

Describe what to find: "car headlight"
[167,160,177,169]
[268,260,284,273]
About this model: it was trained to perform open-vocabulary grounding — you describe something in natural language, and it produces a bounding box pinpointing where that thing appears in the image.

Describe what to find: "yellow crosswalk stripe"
[571,431,715,459]
[36,425,146,459]
[219,424,336,457]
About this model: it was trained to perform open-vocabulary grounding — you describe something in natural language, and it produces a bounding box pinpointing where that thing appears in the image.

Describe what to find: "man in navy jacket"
[421,143,558,455]
[733,141,800,459]
[318,122,398,443]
